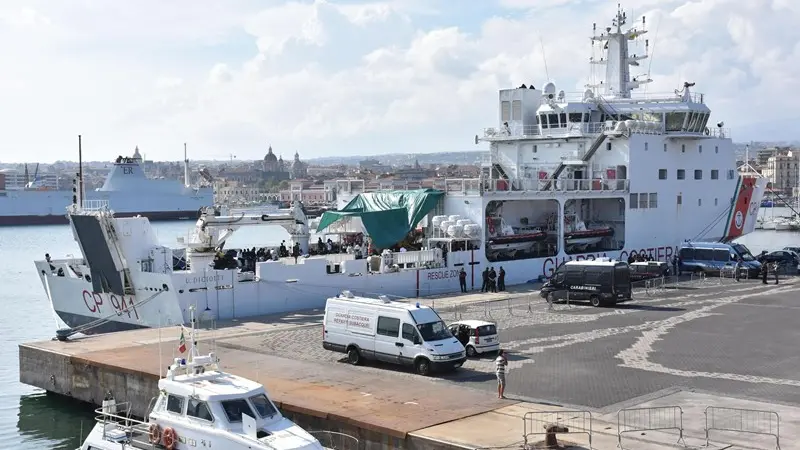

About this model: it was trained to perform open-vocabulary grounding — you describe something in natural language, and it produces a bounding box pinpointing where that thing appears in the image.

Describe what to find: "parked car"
[629,261,670,282]
[783,246,800,255]
[447,320,500,357]
[758,250,799,272]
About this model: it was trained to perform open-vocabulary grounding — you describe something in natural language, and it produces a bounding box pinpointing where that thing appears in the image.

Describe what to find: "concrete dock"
[20,277,800,449]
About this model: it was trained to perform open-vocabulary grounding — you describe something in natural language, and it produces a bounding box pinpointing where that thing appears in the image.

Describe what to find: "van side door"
[375,316,402,364]
[400,323,423,366]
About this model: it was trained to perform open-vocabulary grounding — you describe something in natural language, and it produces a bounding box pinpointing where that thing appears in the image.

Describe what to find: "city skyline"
[0,0,798,163]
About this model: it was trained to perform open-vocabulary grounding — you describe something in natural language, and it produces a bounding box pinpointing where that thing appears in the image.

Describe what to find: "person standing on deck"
[459,268,467,293]
[498,267,506,291]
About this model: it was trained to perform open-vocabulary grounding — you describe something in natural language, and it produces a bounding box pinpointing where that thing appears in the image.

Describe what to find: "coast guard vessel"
[36,6,767,334]
[0,146,212,225]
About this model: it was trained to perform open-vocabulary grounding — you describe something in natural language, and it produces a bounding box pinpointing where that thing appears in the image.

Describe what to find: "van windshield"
[417,320,452,341]
[732,244,754,261]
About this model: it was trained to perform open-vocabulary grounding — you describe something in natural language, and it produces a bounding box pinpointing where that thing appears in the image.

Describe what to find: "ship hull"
[0,209,200,226]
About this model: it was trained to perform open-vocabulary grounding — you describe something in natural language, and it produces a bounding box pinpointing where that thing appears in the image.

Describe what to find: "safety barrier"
[617,406,685,448]
[705,406,780,449]
[522,410,592,449]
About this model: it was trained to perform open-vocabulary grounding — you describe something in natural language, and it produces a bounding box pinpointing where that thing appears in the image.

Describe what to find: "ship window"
[511,100,522,120]
[658,169,667,179]
[548,114,559,127]
[649,193,658,208]
[677,194,682,205]
[559,113,567,126]
[166,395,185,414]
[539,114,548,128]
[664,143,668,152]
[645,142,649,151]
[568,113,583,123]
[629,193,638,209]
[665,112,685,132]
[249,394,279,418]
[681,144,686,153]
[699,145,703,153]
[711,169,719,180]
[533,145,538,153]
[677,169,685,180]
[715,198,718,206]
[686,112,696,131]
[606,142,612,151]
[699,113,710,130]
[698,198,702,206]
[501,101,511,122]
[694,170,703,180]
[715,145,719,153]
[639,194,649,209]
[187,398,214,422]
[221,399,256,423]
[727,169,735,179]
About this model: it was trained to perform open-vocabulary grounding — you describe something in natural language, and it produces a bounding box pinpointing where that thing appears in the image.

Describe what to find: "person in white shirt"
[495,350,507,399]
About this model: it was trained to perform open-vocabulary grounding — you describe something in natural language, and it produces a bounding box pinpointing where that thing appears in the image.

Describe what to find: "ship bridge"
[472,4,730,199]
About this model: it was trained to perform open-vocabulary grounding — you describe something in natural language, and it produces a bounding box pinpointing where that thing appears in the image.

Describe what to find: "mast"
[184,142,190,188]
[78,135,84,208]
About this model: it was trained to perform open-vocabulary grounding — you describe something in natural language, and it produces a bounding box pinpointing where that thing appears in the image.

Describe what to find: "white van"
[322,291,467,376]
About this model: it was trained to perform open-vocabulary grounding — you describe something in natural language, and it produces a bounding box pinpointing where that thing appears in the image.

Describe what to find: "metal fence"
[617,406,685,448]
[705,406,780,449]
[522,410,592,449]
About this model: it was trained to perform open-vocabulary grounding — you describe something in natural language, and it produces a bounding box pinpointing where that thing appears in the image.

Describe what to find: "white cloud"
[0,0,798,163]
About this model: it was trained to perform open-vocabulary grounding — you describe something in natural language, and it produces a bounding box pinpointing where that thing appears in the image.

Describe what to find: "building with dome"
[290,150,308,179]
[261,145,290,182]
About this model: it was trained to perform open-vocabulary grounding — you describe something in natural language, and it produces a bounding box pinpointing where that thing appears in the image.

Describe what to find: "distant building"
[262,145,290,182]
[279,180,336,205]
[358,158,391,173]
[290,151,308,180]
[762,151,799,194]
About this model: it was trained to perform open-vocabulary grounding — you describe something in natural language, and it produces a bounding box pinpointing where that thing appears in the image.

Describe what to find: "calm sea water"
[1,209,799,449]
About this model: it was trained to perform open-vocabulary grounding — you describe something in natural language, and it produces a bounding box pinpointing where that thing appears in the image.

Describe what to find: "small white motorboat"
[77,307,356,450]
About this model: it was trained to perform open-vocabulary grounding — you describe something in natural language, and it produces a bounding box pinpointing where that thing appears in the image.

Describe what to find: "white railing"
[81,199,111,211]
[440,177,629,195]
[326,253,356,264]
[483,120,666,141]
[538,90,706,104]
[382,248,442,269]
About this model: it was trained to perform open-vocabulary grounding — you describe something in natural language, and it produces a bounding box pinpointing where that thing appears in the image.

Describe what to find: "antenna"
[78,135,84,208]
[158,310,163,378]
[643,19,660,95]
[540,36,550,82]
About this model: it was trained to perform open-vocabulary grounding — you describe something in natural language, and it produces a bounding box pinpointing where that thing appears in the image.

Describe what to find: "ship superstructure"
[0,146,212,225]
[35,6,766,334]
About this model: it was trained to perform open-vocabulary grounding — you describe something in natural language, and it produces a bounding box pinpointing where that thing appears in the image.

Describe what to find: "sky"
[0,0,797,163]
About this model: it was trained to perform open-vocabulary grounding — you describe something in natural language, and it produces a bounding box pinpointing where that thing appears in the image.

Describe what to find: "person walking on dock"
[761,263,768,284]
[498,266,506,291]
[481,267,489,292]
[488,267,497,293]
[459,268,467,293]
[495,350,508,399]
[734,257,741,282]
[774,262,779,284]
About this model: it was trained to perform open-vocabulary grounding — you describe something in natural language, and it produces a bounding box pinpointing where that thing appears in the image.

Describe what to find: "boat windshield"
[221,398,256,423]
[249,394,278,419]
[732,244,755,261]
[417,320,452,342]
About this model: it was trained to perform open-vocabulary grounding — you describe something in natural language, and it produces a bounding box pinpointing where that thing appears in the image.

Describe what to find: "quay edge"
[18,328,507,450]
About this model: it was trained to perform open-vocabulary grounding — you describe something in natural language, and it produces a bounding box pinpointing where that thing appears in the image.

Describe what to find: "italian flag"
[178,328,187,353]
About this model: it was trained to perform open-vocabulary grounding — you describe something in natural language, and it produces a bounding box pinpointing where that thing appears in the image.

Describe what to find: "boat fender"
[148,424,161,444]
[162,427,177,450]
[704,127,710,136]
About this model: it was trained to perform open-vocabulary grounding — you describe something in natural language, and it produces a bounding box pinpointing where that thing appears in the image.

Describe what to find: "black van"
[539,259,632,307]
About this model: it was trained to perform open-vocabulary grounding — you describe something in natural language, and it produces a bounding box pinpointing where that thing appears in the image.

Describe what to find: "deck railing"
[436,177,629,195]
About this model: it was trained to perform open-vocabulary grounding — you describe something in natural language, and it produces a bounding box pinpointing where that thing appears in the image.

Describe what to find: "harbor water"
[1,210,799,449]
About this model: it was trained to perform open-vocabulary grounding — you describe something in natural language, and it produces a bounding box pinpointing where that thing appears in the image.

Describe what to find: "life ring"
[704,127,710,136]
[162,427,177,450]
[486,217,496,234]
[148,423,161,444]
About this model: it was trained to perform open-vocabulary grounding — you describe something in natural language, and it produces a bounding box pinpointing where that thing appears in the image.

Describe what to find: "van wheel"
[466,345,477,357]
[589,295,602,307]
[415,358,431,376]
[347,347,361,365]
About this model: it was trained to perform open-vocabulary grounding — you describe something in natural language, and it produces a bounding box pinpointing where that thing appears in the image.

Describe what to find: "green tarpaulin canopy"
[316,188,444,248]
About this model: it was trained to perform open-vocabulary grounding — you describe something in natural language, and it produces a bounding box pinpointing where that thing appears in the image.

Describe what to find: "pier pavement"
[19,276,800,449]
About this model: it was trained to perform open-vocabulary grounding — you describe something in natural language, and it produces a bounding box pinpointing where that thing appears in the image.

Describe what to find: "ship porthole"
[178,289,184,294]
[162,283,169,291]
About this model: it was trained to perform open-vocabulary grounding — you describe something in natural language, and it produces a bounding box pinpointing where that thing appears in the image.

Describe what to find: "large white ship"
[0,146,212,225]
[35,6,767,335]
